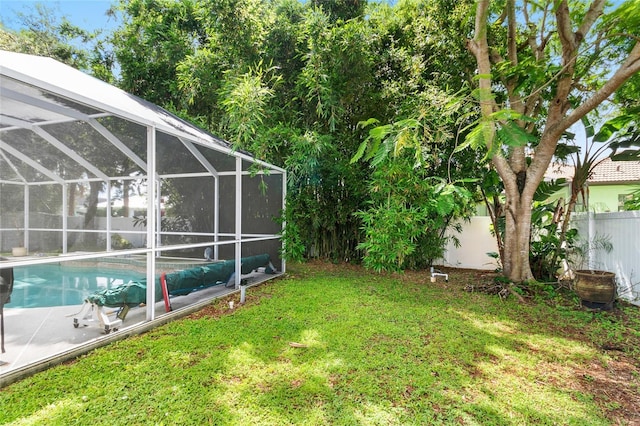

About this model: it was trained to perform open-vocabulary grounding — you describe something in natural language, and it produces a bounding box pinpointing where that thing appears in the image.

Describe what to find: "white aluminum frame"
[0,50,286,314]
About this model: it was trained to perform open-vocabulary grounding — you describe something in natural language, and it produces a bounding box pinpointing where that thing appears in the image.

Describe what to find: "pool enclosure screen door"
[0,50,285,380]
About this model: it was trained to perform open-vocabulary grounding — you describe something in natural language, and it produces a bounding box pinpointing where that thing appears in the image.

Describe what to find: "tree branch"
[493,153,518,195]
[505,0,525,117]
[528,41,640,194]
[576,0,606,44]
[539,1,551,55]
[468,0,519,196]
[494,2,508,26]
[561,42,640,133]
[555,0,576,53]
[467,0,496,118]
[507,0,518,64]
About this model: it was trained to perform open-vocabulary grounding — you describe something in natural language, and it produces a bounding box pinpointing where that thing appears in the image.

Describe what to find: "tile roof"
[545,158,640,184]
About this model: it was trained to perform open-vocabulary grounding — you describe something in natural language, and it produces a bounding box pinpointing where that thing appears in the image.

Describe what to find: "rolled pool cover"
[85,255,274,307]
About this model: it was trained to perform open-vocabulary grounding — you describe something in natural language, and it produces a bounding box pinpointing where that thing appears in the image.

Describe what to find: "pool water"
[7,264,146,308]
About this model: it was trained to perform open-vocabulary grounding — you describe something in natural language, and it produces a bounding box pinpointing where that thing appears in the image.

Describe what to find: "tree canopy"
[463,0,640,282]
[105,0,488,266]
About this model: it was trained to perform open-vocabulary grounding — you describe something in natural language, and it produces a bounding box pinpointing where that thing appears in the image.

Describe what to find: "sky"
[0,0,119,33]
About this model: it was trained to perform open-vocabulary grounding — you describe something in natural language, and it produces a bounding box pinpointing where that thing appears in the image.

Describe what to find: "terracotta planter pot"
[574,269,616,310]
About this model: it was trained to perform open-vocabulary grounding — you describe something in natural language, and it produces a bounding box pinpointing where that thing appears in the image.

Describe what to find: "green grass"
[1,262,638,425]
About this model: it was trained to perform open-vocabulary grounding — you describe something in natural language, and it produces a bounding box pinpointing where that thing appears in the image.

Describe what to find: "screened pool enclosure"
[0,50,285,380]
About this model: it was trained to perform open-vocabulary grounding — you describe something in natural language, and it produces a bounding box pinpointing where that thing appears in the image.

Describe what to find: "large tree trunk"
[502,186,533,280]
[83,181,103,248]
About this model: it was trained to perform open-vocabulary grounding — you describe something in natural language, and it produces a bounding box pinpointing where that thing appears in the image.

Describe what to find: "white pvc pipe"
[240,284,246,304]
[430,267,449,283]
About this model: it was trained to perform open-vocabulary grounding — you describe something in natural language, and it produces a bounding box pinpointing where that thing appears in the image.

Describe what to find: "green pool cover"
[86,254,274,307]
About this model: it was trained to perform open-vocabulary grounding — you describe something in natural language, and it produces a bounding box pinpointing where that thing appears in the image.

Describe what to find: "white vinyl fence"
[441,217,499,271]
[440,212,640,306]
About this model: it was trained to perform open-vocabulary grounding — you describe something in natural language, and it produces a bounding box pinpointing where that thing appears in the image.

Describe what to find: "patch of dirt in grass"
[187,296,242,320]
[186,284,271,320]
[573,358,640,425]
[432,266,640,424]
[413,266,640,425]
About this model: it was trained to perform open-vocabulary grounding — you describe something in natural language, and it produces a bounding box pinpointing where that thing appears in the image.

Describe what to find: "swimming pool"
[8,264,146,308]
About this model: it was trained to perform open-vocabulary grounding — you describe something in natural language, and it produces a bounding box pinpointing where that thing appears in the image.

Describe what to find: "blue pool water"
[7,264,146,308]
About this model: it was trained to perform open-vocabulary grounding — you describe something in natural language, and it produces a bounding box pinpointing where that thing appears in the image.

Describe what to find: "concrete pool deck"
[0,272,283,386]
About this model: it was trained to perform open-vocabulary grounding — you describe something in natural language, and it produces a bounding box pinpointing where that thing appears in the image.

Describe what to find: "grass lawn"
[1,261,639,425]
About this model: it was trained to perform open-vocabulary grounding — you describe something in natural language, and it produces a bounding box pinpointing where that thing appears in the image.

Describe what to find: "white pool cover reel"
[73,303,124,334]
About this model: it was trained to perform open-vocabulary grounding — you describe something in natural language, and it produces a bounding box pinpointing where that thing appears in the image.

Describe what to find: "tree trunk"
[83,181,103,248]
[481,187,504,265]
[67,183,76,216]
[502,184,534,281]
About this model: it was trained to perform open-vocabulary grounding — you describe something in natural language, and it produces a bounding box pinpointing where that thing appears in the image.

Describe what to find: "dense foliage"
[106,0,483,266]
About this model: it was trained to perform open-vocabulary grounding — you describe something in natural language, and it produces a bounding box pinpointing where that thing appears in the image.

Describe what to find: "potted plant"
[574,269,617,310]
[569,235,616,310]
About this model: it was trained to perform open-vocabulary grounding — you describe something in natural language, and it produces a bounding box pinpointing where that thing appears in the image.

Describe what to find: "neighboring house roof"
[545,158,640,185]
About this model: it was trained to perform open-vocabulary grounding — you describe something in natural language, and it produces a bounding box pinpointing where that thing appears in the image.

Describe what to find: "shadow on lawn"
[186,263,634,425]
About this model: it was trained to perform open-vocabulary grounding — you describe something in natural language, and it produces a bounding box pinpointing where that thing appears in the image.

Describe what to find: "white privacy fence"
[440,212,640,306]
[441,217,499,271]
